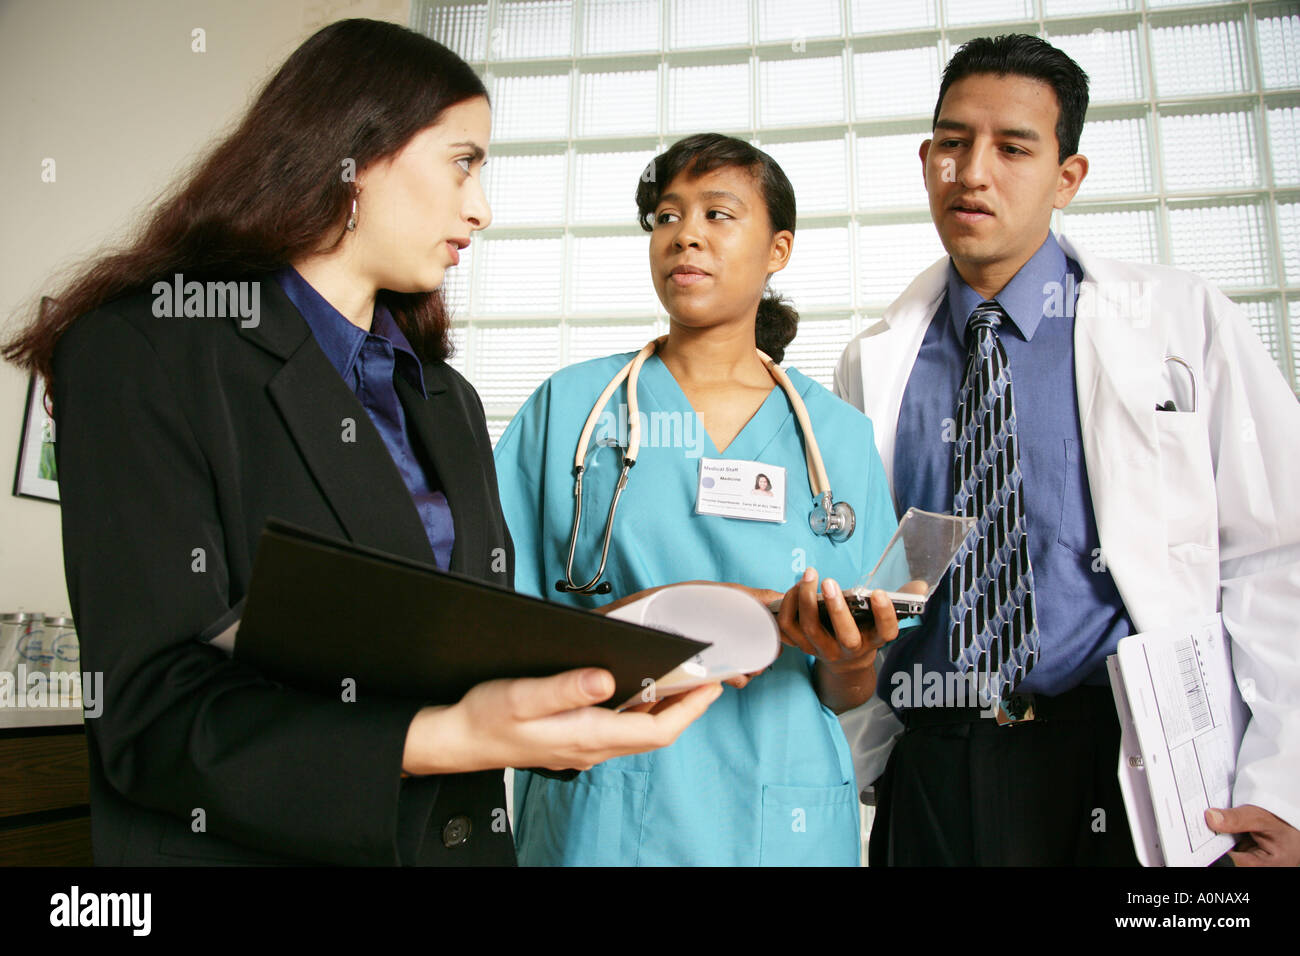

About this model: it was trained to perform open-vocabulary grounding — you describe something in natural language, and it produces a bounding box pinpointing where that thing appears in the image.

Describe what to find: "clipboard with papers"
[1106,613,1251,867]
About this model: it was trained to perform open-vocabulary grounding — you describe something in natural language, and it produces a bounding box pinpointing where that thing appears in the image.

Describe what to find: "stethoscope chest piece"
[808,491,855,543]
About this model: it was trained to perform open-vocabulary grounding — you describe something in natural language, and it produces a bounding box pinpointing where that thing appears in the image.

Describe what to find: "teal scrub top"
[493,351,899,866]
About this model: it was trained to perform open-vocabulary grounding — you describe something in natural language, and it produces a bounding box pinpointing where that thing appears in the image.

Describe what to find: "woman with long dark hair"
[3,19,717,866]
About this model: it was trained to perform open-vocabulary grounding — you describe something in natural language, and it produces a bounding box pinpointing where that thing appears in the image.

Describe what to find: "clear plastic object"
[766,508,975,625]
[850,507,977,616]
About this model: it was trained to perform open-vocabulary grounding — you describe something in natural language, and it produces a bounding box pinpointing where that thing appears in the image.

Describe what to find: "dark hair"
[755,473,771,490]
[3,18,487,388]
[933,34,1089,163]
[635,133,798,363]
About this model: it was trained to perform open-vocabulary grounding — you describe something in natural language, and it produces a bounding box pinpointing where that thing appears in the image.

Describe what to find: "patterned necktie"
[949,300,1039,703]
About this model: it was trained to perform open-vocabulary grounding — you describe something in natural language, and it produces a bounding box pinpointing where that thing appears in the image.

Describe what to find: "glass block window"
[567,320,664,364]
[447,327,470,382]
[441,241,474,315]
[475,237,565,313]
[1256,7,1300,90]
[1059,205,1161,264]
[1239,297,1283,369]
[483,152,568,225]
[774,227,854,308]
[412,0,489,59]
[1160,109,1260,191]
[1278,200,1300,285]
[572,149,658,223]
[1075,114,1151,197]
[1043,0,1135,18]
[495,0,573,59]
[853,44,944,119]
[1048,27,1144,103]
[578,70,659,137]
[1290,297,1300,385]
[570,235,658,313]
[413,0,1300,437]
[856,129,932,209]
[759,55,846,127]
[582,0,660,53]
[758,0,841,43]
[490,72,570,140]
[783,315,856,385]
[761,138,851,213]
[472,323,562,406]
[1267,103,1300,185]
[669,0,750,49]
[946,0,1034,26]
[857,220,948,303]
[1167,202,1272,287]
[668,60,752,132]
[850,0,937,34]
[1149,16,1250,98]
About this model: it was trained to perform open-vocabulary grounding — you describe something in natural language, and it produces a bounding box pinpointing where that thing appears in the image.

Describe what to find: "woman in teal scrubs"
[494,134,901,865]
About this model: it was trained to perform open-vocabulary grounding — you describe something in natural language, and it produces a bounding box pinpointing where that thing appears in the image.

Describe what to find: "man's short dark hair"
[933,34,1089,163]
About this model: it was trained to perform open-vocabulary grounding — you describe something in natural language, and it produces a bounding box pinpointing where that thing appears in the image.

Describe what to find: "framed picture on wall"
[12,298,59,503]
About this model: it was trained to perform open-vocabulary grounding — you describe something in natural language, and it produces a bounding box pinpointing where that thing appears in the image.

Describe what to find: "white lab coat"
[834,234,1300,831]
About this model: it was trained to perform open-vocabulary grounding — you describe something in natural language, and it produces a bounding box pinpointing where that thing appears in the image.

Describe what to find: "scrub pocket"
[516,767,649,867]
[758,781,860,866]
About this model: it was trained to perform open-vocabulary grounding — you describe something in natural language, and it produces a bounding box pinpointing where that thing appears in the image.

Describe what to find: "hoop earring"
[346,195,358,232]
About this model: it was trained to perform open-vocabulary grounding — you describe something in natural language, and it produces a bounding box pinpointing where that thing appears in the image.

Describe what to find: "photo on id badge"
[696,458,786,523]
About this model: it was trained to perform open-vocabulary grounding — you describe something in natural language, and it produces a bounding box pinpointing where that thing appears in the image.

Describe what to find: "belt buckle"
[995,692,1036,726]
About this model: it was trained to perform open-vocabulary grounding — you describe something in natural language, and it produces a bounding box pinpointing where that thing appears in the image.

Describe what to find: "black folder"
[234,519,708,708]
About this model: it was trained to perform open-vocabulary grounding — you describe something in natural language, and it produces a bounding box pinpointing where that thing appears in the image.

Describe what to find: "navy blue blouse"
[273,267,455,569]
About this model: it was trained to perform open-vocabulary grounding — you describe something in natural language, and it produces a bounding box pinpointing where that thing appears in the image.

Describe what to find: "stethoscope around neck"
[556,336,856,595]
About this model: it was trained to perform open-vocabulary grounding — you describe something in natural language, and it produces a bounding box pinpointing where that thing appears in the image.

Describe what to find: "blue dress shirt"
[882,233,1133,702]
[273,267,455,569]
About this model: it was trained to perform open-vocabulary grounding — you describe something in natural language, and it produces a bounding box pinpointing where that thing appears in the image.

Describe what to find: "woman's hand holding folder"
[400,668,723,774]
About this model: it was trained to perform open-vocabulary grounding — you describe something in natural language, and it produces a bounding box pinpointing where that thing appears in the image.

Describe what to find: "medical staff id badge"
[695,458,786,523]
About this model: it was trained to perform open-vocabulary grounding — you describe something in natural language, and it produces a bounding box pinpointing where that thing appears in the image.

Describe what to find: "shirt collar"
[371,305,428,397]
[272,266,426,397]
[946,232,1067,343]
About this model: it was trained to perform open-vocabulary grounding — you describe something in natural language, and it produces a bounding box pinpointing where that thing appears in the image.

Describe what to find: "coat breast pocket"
[1153,411,1217,557]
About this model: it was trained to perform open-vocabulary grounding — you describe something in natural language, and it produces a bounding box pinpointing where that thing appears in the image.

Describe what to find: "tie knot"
[967,301,1003,341]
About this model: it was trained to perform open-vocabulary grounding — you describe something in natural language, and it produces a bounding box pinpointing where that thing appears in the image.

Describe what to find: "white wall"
[0,0,408,616]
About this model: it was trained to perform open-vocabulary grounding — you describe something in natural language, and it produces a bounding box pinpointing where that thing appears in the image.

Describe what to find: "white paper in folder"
[606,583,780,710]
[1107,613,1250,867]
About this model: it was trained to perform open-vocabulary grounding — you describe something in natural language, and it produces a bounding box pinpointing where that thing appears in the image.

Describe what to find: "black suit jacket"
[52,277,516,865]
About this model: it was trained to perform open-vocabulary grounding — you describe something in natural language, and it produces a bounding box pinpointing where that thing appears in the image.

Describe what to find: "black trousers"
[868,686,1141,866]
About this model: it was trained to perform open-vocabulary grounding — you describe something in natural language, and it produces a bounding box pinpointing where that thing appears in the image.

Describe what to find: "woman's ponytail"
[755,289,798,364]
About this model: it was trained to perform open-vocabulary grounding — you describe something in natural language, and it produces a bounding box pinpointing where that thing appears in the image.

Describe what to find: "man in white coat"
[836,34,1299,865]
